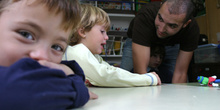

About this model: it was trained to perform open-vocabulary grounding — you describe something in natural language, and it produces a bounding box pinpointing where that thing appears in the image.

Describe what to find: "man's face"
[155,2,187,39]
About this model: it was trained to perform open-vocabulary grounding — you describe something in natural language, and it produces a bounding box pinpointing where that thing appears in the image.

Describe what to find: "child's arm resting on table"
[40,59,98,99]
[0,58,89,110]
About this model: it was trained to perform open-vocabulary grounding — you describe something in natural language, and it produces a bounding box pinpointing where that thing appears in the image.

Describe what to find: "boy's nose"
[156,56,161,62]
[29,48,50,61]
[105,34,109,40]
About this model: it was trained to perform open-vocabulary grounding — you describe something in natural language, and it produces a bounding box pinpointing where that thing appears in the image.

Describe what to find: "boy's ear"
[78,28,86,38]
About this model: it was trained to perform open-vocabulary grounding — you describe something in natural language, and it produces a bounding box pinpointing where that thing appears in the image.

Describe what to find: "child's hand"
[150,72,161,85]
[38,60,74,76]
[89,91,98,100]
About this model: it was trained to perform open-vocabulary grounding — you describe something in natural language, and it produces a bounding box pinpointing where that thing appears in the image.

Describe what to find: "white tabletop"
[73,83,220,110]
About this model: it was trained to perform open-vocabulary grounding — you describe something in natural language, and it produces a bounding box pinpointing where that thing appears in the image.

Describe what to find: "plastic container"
[194,43,220,63]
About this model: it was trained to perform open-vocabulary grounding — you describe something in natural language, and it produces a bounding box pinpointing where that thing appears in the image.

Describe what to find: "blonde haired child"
[0,0,90,109]
[63,4,161,87]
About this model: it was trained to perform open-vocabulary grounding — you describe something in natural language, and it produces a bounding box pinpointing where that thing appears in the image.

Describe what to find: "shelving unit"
[108,13,135,17]
[105,15,133,65]
[79,0,160,13]
[101,55,122,66]
[101,55,122,57]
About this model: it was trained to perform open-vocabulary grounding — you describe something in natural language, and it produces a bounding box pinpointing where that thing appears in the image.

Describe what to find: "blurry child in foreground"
[63,4,161,87]
[0,0,92,109]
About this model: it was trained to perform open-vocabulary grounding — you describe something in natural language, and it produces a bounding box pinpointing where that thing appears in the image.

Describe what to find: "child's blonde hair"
[69,4,111,46]
[0,0,81,42]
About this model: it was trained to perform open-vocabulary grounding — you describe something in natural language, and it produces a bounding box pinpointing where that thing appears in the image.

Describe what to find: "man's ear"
[78,28,86,38]
[160,1,165,7]
[183,19,191,28]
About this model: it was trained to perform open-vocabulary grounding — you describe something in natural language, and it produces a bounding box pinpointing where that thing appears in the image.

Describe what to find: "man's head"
[155,0,194,39]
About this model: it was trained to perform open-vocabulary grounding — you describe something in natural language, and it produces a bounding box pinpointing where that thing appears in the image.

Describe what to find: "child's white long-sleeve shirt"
[62,43,158,87]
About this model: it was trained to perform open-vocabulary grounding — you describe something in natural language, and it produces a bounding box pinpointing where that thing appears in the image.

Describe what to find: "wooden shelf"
[100,55,122,57]
[107,31,128,38]
[108,13,135,17]
[104,9,135,14]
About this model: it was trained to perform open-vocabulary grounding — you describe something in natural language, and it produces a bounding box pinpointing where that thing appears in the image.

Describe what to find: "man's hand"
[38,60,74,76]
[172,50,193,83]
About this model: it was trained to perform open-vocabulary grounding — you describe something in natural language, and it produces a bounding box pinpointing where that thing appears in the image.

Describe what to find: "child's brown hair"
[0,0,81,42]
[150,44,166,59]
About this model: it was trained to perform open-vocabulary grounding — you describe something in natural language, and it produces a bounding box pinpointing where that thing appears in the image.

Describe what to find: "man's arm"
[172,50,193,83]
[132,42,151,74]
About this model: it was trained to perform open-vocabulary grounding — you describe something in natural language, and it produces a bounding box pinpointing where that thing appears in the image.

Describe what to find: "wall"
[195,15,207,35]
[196,0,220,43]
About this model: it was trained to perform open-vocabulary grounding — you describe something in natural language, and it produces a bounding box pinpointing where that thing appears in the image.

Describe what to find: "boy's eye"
[18,31,34,40]
[100,30,106,34]
[51,45,64,52]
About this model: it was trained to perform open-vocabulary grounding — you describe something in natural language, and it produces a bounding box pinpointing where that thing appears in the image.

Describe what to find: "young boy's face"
[81,24,109,54]
[0,1,71,66]
[149,54,163,69]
